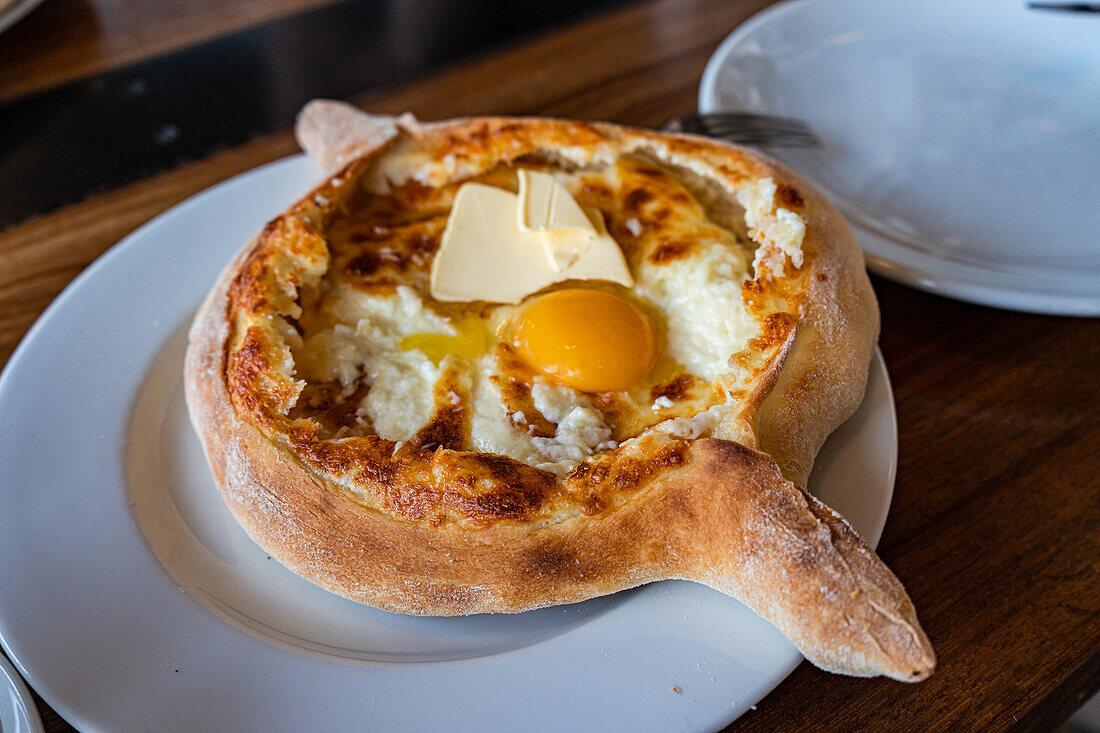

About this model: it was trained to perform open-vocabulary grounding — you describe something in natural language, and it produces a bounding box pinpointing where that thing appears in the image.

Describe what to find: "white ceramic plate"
[700,0,1100,315]
[0,653,43,733]
[0,155,897,732]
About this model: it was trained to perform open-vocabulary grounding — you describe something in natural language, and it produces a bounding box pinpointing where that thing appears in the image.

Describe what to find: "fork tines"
[663,112,822,148]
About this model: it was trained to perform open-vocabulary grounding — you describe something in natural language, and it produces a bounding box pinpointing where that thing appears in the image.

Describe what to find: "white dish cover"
[0,155,897,731]
[700,0,1100,315]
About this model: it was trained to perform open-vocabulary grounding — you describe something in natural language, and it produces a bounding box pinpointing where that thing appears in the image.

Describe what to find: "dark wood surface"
[0,0,336,102]
[1,0,1097,730]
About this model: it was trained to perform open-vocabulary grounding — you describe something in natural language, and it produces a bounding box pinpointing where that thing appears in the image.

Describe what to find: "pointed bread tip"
[687,438,937,682]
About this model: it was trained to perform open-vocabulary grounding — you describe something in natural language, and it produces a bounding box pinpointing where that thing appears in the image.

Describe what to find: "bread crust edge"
[183,111,930,681]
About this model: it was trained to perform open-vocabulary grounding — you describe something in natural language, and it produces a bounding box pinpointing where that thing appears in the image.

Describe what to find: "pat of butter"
[430,184,554,304]
[518,170,595,232]
[557,203,634,283]
[518,169,597,270]
[430,179,633,304]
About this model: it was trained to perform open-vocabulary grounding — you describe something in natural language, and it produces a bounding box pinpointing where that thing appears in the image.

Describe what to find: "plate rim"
[0,652,44,733]
[0,0,45,36]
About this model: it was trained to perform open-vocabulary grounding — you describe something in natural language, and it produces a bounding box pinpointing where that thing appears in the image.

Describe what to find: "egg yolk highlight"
[511,289,657,393]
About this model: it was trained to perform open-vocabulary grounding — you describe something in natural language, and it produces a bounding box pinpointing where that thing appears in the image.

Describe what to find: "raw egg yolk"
[511,289,657,393]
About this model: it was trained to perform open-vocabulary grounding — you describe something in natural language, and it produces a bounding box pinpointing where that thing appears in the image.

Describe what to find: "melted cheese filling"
[289,159,802,476]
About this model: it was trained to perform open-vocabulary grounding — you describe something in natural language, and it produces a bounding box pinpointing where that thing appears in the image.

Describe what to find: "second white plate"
[700,0,1100,315]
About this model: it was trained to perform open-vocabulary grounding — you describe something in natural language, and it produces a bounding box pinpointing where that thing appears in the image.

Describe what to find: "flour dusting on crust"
[183,109,934,684]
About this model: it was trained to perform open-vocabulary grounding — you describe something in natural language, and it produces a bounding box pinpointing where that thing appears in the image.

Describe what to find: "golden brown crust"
[185,103,931,681]
[741,161,880,485]
[683,439,933,680]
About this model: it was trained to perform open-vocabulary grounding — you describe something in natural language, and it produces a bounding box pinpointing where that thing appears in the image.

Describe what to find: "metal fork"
[662,112,822,148]
[1026,2,1100,12]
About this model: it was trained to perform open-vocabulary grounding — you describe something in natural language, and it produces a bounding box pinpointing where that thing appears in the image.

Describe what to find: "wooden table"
[2,1,1097,730]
